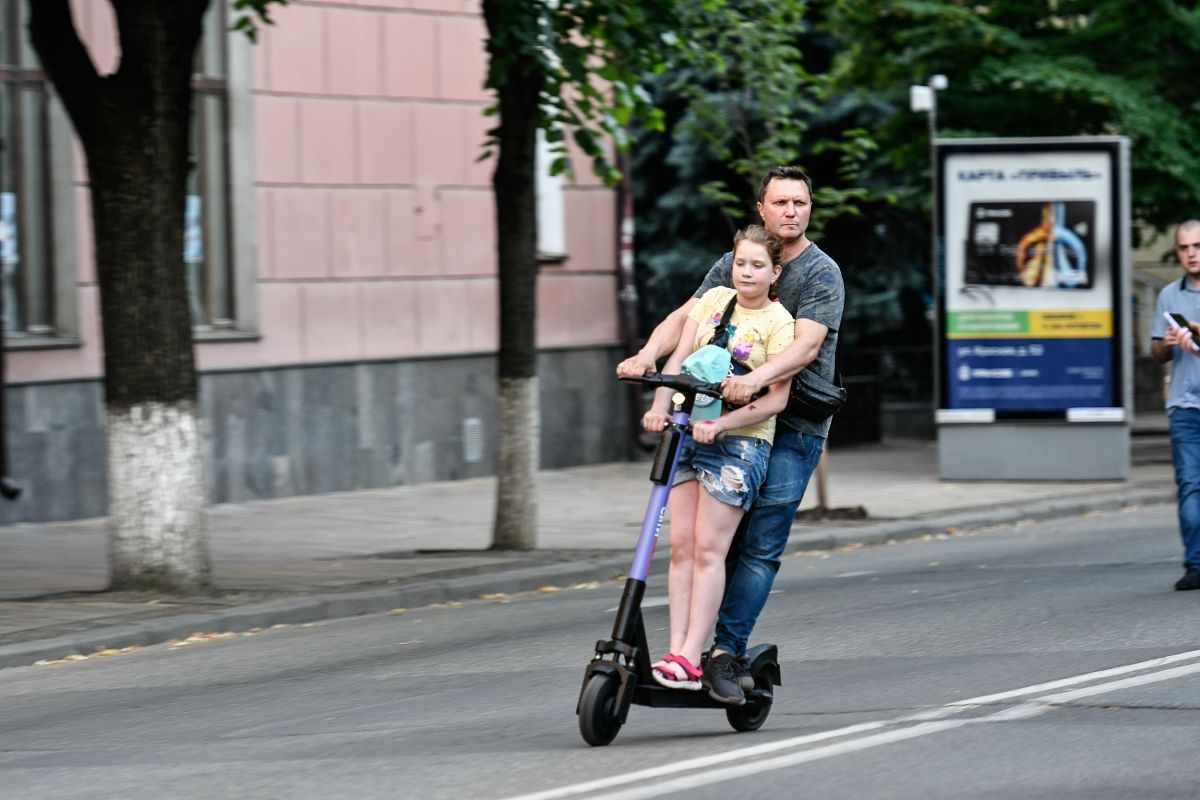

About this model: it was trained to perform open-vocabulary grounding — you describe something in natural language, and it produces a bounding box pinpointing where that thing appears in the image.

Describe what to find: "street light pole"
[910,74,948,426]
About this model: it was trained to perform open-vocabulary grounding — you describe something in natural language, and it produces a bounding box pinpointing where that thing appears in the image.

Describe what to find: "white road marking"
[834,571,879,578]
[939,647,1200,710]
[606,596,669,613]
[1035,659,1200,705]
[500,721,894,800]
[505,647,1200,800]
[592,659,1200,800]
[594,719,973,800]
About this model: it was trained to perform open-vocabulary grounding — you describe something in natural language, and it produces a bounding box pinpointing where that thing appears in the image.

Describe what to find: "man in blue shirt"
[1151,219,1200,590]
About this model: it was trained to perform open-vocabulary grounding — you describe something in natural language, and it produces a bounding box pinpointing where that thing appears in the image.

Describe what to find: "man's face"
[756,178,811,244]
[1177,225,1200,277]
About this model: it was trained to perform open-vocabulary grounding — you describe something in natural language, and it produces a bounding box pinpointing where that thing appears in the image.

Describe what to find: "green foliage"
[664,0,821,216]
[631,0,889,333]
[646,0,880,232]
[230,0,287,43]
[823,0,1200,233]
[634,0,1200,345]
[481,0,681,184]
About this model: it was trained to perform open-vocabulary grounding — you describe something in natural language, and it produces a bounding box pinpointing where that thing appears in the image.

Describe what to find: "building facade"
[0,0,632,522]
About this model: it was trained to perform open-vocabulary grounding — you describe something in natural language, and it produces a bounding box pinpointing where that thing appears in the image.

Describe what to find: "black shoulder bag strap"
[708,294,739,350]
[830,331,843,389]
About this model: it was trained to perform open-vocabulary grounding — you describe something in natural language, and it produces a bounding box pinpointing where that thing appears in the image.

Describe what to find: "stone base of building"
[0,346,634,523]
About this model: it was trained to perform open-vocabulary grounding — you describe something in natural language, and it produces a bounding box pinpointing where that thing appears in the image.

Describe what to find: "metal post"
[0,91,22,500]
[615,148,649,451]
[928,77,943,430]
[911,75,947,441]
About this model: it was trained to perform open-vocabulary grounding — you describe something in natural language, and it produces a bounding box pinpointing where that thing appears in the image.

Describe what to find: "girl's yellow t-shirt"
[688,286,795,442]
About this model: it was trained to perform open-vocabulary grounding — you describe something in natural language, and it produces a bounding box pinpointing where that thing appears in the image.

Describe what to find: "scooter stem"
[627,408,690,582]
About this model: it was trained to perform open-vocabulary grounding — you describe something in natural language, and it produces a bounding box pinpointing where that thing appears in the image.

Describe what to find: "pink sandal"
[651,653,703,690]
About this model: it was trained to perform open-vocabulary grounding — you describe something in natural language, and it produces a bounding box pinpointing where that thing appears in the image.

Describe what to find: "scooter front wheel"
[578,673,623,746]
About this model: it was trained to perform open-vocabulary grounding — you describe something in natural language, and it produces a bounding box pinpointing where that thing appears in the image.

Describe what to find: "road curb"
[0,488,1175,671]
[787,486,1177,553]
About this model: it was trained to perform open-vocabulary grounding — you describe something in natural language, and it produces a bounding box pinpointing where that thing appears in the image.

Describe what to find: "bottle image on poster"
[964,200,1095,290]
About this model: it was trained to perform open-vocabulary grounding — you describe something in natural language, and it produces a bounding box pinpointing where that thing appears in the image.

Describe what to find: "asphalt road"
[4,502,1200,799]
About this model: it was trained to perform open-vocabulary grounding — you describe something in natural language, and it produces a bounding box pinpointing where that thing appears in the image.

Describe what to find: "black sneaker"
[1176,568,1200,591]
[700,650,754,691]
[733,655,756,692]
[702,651,746,706]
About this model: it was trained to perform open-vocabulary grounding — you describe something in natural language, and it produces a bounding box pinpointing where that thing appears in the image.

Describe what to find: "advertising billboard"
[936,139,1126,421]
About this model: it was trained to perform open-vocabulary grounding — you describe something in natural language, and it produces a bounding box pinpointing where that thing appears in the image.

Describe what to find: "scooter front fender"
[577,659,638,724]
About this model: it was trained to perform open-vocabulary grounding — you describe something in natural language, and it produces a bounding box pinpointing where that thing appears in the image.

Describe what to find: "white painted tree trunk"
[107,400,212,592]
[492,376,539,550]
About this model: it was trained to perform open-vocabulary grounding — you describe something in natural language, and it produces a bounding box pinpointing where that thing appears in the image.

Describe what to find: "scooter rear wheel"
[579,673,623,746]
[725,674,772,732]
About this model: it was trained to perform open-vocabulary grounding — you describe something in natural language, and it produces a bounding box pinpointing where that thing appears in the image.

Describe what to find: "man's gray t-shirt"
[693,242,845,437]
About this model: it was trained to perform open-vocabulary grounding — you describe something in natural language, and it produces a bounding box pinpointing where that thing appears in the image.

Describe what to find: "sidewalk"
[0,420,1178,669]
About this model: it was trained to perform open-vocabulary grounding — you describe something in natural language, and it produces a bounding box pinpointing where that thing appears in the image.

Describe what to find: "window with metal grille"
[0,1,238,341]
[0,0,53,337]
[187,1,235,330]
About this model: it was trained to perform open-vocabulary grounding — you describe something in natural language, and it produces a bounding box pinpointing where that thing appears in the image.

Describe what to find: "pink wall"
[12,0,622,382]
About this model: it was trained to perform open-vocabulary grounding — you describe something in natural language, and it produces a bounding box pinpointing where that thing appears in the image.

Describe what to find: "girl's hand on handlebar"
[691,419,723,444]
[617,352,656,377]
[642,409,670,433]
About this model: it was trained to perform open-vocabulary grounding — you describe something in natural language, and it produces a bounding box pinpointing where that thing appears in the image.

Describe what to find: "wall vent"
[462,417,483,463]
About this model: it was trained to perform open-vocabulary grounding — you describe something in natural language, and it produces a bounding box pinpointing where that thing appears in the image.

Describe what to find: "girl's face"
[732,240,780,304]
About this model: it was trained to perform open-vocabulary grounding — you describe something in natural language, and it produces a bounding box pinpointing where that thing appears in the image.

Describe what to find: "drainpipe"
[615,149,645,449]
[0,131,22,500]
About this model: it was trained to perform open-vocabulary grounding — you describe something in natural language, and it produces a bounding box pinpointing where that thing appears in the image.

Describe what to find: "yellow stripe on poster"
[1028,310,1112,337]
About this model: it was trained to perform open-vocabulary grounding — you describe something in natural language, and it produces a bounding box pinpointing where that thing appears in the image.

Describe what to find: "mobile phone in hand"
[1166,311,1200,347]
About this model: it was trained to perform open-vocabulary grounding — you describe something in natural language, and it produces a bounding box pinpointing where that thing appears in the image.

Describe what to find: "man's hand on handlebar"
[617,352,657,378]
[722,372,767,406]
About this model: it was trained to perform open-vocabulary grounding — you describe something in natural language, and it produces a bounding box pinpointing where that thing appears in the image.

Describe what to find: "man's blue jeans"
[1169,407,1200,570]
[713,426,826,656]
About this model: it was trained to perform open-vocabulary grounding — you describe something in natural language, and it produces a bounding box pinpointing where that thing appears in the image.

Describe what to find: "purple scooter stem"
[627,407,691,582]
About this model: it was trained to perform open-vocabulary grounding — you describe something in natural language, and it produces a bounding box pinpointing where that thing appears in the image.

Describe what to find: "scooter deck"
[633,683,773,710]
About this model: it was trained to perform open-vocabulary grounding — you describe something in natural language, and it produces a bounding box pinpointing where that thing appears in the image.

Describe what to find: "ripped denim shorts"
[672,434,772,512]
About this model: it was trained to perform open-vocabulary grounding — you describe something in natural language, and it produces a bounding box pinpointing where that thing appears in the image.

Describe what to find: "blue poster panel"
[946,337,1112,411]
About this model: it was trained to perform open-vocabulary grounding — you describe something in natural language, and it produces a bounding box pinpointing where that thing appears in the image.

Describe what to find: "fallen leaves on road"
[380,577,617,621]
[32,622,302,667]
[166,631,239,648]
[35,645,141,667]
[93,647,138,657]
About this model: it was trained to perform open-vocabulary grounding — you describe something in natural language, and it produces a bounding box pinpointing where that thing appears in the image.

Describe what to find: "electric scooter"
[576,371,781,747]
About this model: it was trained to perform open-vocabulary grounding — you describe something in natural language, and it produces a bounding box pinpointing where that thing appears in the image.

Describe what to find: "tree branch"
[27,0,102,142]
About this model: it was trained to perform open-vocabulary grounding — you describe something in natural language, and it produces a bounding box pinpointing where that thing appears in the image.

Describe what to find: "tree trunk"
[30,0,213,592]
[483,0,543,550]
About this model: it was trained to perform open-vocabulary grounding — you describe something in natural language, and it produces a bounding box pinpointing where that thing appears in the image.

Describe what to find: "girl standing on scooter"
[641,225,794,703]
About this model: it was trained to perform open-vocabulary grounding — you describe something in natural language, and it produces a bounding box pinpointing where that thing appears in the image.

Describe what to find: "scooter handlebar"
[619,371,724,400]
